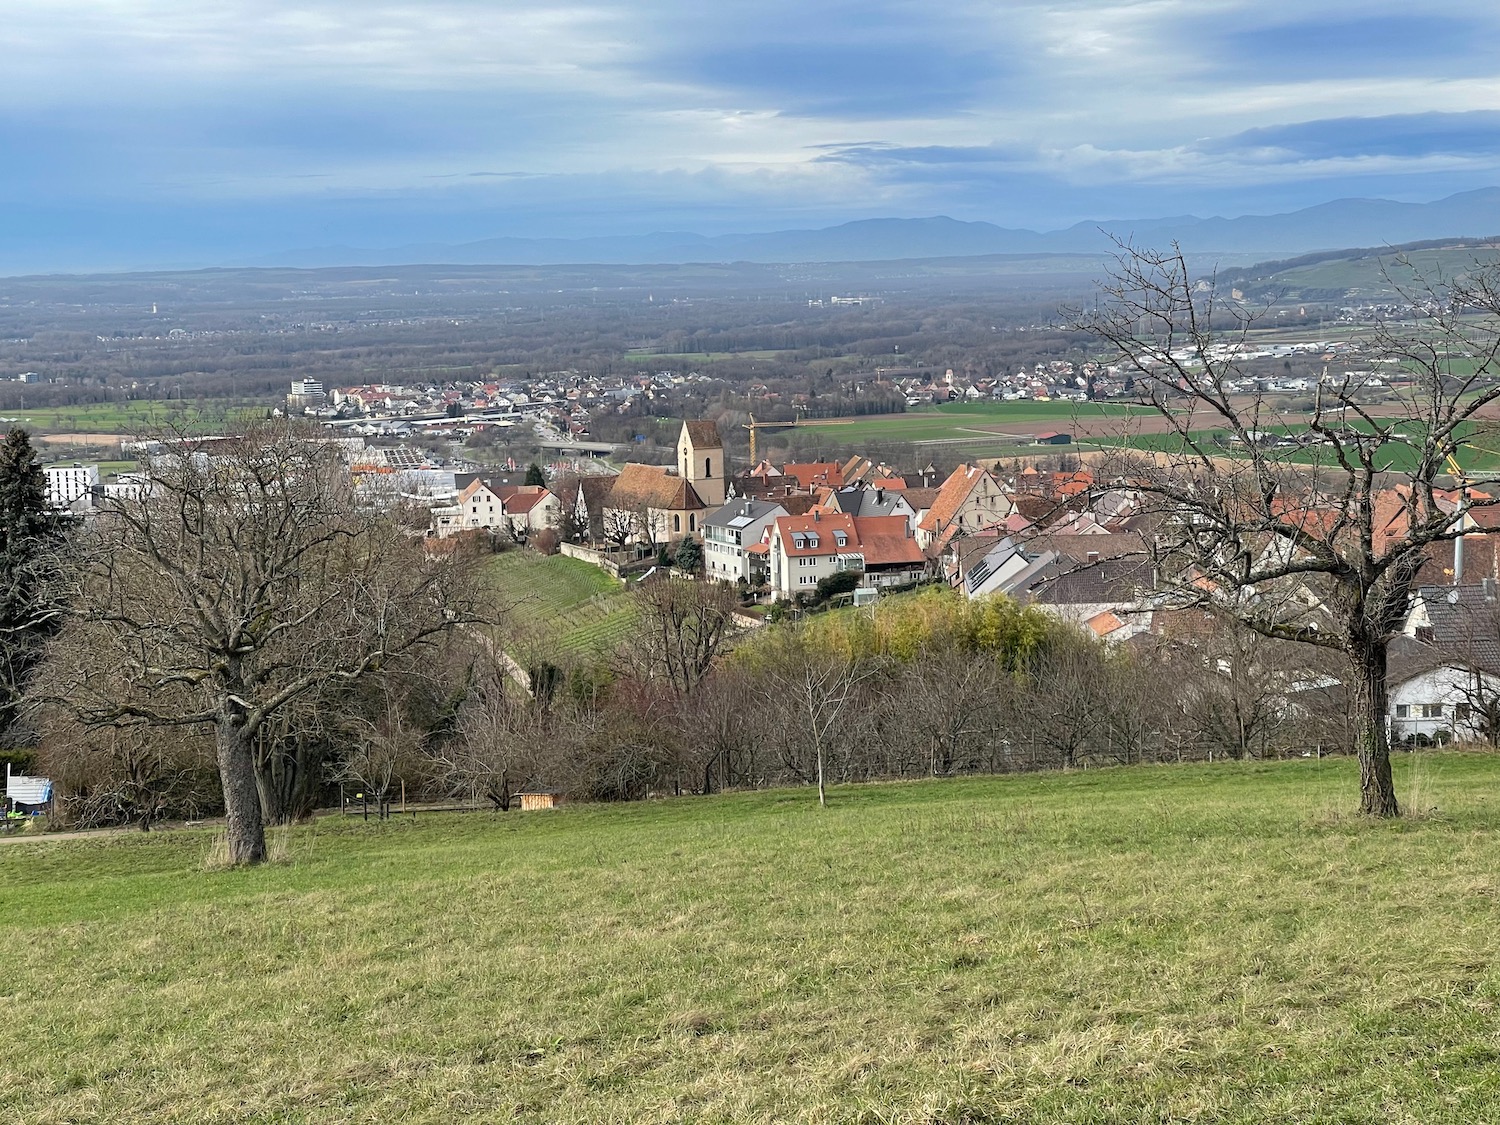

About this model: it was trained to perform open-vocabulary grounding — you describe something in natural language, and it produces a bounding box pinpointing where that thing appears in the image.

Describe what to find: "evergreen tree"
[524,463,547,487]
[673,535,704,574]
[0,430,64,735]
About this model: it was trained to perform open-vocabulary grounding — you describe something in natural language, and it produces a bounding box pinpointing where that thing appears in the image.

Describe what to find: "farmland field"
[4,752,1500,1122]
[790,400,1152,447]
[484,548,637,657]
[8,400,269,436]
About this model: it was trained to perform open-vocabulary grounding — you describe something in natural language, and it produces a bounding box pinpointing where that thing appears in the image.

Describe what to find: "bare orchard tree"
[439,656,541,810]
[332,683,426,818]
[1079,244,1500,815]
[749,630,882,807]
[624,575,740,699]
[45,424,491,864]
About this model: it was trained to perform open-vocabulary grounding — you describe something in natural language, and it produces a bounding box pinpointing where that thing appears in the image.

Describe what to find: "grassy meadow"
[11,400,269,437]
[789,401,1149,447]
[5,752,1500,1122]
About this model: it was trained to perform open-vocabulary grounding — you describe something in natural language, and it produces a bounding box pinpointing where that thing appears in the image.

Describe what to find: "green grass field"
[4,752,1500,1122]
[12,400,269,436]
[790,401,1150,446]
[1101,417,1500,477]
[484,548,637,657]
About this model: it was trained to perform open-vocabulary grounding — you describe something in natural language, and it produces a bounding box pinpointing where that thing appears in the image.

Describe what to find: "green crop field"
[1100,418,1500,477]
[10,400,270,436]
[790,401,1149,447]
[484,548,637,657]
[4,752,1500,1122]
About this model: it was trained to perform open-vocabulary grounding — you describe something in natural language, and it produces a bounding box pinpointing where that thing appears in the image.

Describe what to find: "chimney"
[1486,577,1496,603]
[876,488,884,505]
[813,510,820,522]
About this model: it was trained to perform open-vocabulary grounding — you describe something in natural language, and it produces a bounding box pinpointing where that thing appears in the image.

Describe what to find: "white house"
[766,511,862,599]
[702,498,788,584]
[1388,583,1500,744]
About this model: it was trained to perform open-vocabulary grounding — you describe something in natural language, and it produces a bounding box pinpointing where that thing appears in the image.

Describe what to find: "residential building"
[44,463,99,513]
[702,498,788,584]
[1390,583,1500,743]
[915,464,1014,556]
[850,515,927,587]
[823,485,918,532]
[766,511,862,599]
[430,478,506,537]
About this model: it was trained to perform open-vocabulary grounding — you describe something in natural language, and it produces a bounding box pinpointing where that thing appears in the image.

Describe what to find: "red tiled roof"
[782,462,845,490]
[1086,610,1125,637]
[852,515,924,567]
[608,463,706,511]
[772,512,857,556]
[503,486,552,515]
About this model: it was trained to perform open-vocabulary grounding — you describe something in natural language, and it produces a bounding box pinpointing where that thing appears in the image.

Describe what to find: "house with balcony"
[766,511,863,599]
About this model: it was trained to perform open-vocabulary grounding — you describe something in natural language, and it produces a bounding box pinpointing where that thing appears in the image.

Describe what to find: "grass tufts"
[7,752,1500,1122]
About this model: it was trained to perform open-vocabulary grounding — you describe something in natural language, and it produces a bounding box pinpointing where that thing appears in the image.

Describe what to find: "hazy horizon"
[7,2,1500,273]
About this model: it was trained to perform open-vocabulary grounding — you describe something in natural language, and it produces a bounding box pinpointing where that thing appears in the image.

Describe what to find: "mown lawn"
[4,752,1500,1122]
[485,548,637,657]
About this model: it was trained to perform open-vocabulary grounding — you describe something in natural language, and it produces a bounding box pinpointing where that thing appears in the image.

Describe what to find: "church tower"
[678,420,726,508]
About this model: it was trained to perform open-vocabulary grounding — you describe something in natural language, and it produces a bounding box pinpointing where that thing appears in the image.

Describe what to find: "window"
[689,514,696,532]
[1396,704,1409,718]
[705,458,712,477]
[835,533,847,547]
[1422,703,1443,719]
[1456,702,1472,722]
[673,514,681,533]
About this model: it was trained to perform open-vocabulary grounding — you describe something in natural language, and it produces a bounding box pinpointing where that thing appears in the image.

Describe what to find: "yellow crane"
[743,413,792,466]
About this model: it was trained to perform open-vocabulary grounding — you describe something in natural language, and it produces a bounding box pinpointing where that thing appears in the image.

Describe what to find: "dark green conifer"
[0,430,64,735]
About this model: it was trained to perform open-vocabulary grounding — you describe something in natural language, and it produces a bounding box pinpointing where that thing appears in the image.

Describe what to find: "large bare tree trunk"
[217,716,268,864]
[1352,641,1399,818]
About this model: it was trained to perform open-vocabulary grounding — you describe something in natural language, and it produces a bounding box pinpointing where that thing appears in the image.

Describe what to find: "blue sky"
[5,0,1500,270]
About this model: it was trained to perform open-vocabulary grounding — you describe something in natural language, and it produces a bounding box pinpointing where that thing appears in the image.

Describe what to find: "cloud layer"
[6,0,1500,268]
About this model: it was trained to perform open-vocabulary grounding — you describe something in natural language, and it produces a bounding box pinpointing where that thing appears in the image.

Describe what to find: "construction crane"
[743,413,792,466]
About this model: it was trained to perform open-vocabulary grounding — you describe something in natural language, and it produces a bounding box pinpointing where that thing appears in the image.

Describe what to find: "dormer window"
[835,533,847,547]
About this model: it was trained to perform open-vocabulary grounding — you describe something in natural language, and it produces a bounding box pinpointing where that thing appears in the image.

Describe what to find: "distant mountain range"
[255,188,1500,269]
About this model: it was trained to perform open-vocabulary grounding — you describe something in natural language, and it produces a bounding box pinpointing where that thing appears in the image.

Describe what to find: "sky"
[6,0,1500,270]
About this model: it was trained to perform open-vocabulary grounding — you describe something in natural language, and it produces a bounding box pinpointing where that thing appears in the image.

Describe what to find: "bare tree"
[45,424,490,864]
[750,631,880,807]
[37,710,215,831]
[600,506,638,554]
[333,688,424,818]
[625,575,740,699]
[1079,244,1500,815]
[439,658,540,810]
